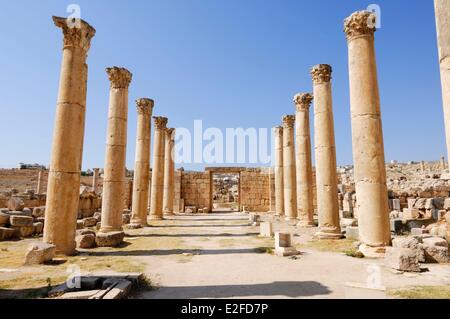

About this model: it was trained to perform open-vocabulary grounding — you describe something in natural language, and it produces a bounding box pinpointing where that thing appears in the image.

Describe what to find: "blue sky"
[0,0,445,171]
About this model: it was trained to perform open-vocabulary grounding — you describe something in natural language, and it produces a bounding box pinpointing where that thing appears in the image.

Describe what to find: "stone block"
[390,219,405,235]
[345,226,359,240]
[392,237,425,263]
[259,222,273,237]
[0,212,10,225]
[32,206,46,218]
[58,290,101,300]
[76,220,84,230]
[33,222,44,234]
[96,231,125,247]
[102,279,132,299]
[7,197,25,211]
[0,227,15,241]
[385,247,421,272]
[275,232,292,248]
[411,228,429,236]
[122,214,131,225]
[13,226,35,238]
[24,242,56,265]
[83,217,98,228]
[10,215,33,227]
[423,236,448,248]
[392,199,401,212]
[76,234,96,249]
[423,246,449,263]
[7,210,32,217]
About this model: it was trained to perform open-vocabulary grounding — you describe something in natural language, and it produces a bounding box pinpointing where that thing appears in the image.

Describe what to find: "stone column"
[282,115,297,221]
[345,11,391,256]
[36,169,44,195]
[149,117,168,220]
[294,93,315,227]
[163,128,176,216]
[435,0,450,170]
[273,126,284,217]
[43,17,95,255]
[92,168,100,194]
[441,156,447,170]
[420,161,426,173]
[311,64,342,239]
[130,99,154,227]
[99,67,132,245]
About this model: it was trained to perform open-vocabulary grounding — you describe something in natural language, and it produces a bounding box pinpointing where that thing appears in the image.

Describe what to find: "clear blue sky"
[0,0,445,171]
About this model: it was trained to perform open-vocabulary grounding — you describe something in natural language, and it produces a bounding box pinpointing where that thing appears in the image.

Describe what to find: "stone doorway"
[206,168,244,213]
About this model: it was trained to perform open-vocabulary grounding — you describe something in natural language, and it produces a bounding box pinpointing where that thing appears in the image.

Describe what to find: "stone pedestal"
[282,115,297,221]
[163,128,176,216]
[43,16,95,256]
[273,126,284,217]
[100,67,132,243]
[149,117,168,220]
[294,93,315,227]
[345,11,391,256]
[130,99,154,227]
[435,0,450,170]
[311,64,342,239]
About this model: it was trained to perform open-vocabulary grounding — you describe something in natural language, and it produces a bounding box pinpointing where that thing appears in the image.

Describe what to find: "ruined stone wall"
[180,171,211,210]
[240,168,271,212]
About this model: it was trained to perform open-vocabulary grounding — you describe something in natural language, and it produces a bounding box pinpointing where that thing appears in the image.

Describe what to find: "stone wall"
[240,168,271,212]
[180,171,211,210]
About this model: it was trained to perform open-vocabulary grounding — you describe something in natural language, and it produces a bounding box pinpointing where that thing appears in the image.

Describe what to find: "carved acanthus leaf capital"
[294,93,313,111]
[52,16,96,52]
[106,67,132,89]
[273,126,283,136]
[153,116,168,130]
[344,11,376,41]
[136,98,154,115]
[310,64,332,84]
[282,115,295,129]
[166,128,176,138]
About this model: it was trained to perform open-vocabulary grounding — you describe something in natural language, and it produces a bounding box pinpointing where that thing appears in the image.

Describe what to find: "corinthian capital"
[294,93,313,111]
[53,16,96,52]
[282,115,295,129]
[344,11,376,41]
[310,64,332,84]
[136,98,154,116]
[166,128,176,138]
[153,116,168,130]
[106,67,133,89]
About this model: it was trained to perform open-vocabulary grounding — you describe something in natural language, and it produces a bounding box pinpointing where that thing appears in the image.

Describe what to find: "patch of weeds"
[254,247,274,254]
[389,286,450,299]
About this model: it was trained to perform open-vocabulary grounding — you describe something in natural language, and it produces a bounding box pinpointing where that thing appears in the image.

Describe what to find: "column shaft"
[100,67,132,233]
[311,65,341,239]
[294,94,315,227]
[274,127,284,217]
[149,117,168,220]
[130,99,154,226]
[92,168,100,194]
[163,128,176,215]
[43,17,95,255]
[282,115,297,221]
[345,11,391,255]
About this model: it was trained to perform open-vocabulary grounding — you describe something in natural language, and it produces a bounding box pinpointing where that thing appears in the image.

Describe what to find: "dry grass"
[389,286,450,299]
[301,238,358,255]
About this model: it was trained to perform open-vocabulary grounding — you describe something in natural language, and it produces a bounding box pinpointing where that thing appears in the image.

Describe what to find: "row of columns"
[43,16,177,254]
[274,10,390,256]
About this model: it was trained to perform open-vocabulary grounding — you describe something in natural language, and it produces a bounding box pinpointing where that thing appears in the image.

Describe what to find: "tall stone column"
[345,11,391,256]
[311,64,342,239]
[92,168,100,194]
[99,67,132,245]
[149,117,168,220]
[420,161,426,173]
[294,93,315,227]
[163,128,176,216]
[441,156,447,170]
[435,0,450,170]
[36,169,44,195]
[282,115,297,221]
[43,17,95,255]
[273,126,284,217]
[130,99,154,227]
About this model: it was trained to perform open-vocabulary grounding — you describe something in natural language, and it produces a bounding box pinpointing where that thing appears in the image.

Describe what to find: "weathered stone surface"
[423,236,448,247]
[32,206,46,218]
[24,242,56,265]
[57,290,101,299]
[76,234,96,249]
[93,212,102,222]
[392,237,425,263]
[260,222,274,237]
[10,215,33,227]
[7,197,25,211]
[275,232,292,248]
[411,228,429,236]
[384,247,421,272]
[122,213,131,225]
[0,212,10,225]
[103,279,132,299]
[0,227,15,241]
[13,226,35,238]
[424,246,449,263]
[346,226,360,240]
[76,220,84,230]
[83,217,98,228]
[33,222,44,234]
[96,231,125,247]
[7,210,32,217]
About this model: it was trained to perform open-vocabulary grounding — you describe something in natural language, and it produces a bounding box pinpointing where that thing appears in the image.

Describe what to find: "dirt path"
[134,213,450,299]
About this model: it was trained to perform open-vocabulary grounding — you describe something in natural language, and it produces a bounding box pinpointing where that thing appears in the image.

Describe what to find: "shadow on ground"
[87,248,268,257]
[141,281,331,299]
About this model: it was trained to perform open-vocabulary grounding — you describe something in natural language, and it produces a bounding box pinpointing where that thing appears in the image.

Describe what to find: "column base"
[125,223,144,230]
[284,217,297,222]
[96,231,125,247]
[314,231,344,240]
[358,244,387,258]
[297,220,316,228]
[99,225,123,233]
[164,211,175,217]
[129,217,148,228]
